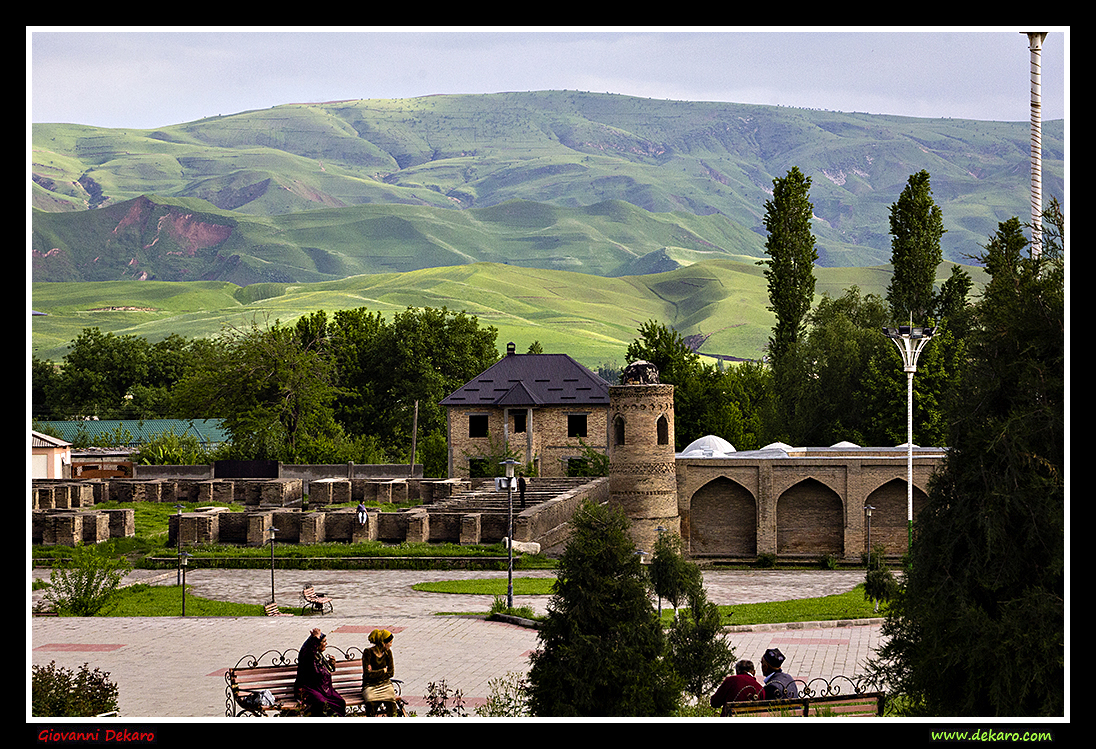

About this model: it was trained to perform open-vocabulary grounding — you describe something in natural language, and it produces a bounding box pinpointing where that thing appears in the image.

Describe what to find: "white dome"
[762,441,794,451]
[681,435,736,457]
[830,440,860,448]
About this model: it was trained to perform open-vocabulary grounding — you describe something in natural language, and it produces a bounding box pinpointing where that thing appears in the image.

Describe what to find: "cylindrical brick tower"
[608,361,680,554]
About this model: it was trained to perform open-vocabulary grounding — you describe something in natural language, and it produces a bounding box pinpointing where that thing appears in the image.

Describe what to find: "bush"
[424,680,467,717]
[754,553,777,569]
[475,671,530,717]
[32,661,119,716]
[44,543,131,616]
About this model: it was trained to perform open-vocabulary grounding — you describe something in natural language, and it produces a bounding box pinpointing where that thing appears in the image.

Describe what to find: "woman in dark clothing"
[295,628,347,716]
[361,629,398,717]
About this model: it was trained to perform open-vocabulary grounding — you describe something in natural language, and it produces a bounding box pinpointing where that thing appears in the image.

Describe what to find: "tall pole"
[883,326,935,552]
[501,459,519,609]
[269,527,279,603]
[1025,32,1048,260]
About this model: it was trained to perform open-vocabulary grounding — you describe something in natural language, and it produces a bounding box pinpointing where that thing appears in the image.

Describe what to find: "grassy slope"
[30,259,986,366]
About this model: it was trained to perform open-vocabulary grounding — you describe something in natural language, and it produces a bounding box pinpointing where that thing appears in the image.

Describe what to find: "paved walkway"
[29,568,884,719]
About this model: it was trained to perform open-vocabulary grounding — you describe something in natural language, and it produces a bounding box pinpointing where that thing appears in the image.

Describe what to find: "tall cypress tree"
[867,215,1065,716]
[886,170,945,323]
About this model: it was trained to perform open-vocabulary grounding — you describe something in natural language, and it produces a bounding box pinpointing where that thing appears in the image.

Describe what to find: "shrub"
[32,661,119,716]
[44,543,131,616]
[424,680,467,717]
[755,553,777,569]
[475,672,530,717]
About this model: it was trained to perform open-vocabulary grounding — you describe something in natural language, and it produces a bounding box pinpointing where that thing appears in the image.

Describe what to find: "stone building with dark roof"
[440,342,611,478]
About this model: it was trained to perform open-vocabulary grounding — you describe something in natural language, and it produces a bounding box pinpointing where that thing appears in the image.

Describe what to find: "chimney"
[507,342,516,356]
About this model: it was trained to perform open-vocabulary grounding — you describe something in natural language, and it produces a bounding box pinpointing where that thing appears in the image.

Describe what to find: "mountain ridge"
[32,90,1064,282]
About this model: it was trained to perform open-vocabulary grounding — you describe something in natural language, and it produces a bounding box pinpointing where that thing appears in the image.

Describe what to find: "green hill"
[32,91,1064,276]
[30,259,986,367]
[31,194,766,284]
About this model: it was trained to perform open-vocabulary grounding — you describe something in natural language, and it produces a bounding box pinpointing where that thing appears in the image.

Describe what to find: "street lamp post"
[269,526,279,604]
[882,325,935,552]
[174,505,184,585]
[864,504,875,557]
[500,459,520,610]
[178,551,190,616]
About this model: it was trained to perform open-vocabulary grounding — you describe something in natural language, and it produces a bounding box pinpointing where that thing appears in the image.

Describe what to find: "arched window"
[613,416,626,446]
[656,415,669,445]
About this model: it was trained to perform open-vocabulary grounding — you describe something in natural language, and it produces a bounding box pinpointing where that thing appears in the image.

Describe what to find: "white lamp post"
[499,459,520,609]
[882,325,935,551]
[269,526,279,604]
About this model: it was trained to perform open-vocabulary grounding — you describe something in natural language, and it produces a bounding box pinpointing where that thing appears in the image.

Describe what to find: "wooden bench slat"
[726,692,885,718]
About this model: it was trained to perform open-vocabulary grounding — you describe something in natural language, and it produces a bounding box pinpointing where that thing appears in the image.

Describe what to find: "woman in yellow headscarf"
[361,629,398,716]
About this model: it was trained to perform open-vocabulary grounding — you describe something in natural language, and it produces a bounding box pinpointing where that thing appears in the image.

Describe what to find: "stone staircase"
[427,477,595,514]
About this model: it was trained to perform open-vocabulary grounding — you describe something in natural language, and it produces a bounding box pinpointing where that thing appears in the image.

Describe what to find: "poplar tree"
[761,167,818,443]
[762,166,818,367]
[887,170,945,323]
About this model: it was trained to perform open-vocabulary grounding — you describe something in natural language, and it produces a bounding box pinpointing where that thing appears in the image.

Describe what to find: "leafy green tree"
[887,170,945,324]
[867,215,1064,717]
[649,530,700,613]
[174,317,343,462]
[667,580,735,705]
[651,531,735,705]
[331,306,498,461]
[526,501,681,716]
[625,319,699,386]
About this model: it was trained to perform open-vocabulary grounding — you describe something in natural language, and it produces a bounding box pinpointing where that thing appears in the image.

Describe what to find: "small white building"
[31,430,72,479]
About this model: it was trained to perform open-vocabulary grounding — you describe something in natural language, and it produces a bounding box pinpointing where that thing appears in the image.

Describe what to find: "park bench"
[300,584,333,615]
[226,646,365,716]
[724,691,886,717]
[264,602,294,617]
[720,675,886,718]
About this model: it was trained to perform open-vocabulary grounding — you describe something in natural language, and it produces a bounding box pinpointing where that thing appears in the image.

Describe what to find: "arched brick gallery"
[689,476,757,557]
[776,478,844,556]
[864,478,929,556]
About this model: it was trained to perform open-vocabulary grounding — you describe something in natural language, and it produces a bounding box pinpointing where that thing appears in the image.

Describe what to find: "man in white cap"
[760,648,799,700]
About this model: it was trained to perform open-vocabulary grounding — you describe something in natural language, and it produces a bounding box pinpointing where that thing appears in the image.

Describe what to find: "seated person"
[710,659,763,713]
[294,628,347,716]
[760,648,799,700]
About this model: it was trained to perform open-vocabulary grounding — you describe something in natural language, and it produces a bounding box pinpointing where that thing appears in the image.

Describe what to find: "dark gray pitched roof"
[441,353,610,408]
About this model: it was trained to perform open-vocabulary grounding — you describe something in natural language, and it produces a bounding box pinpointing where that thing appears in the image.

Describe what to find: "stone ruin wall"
[30,474,599,550]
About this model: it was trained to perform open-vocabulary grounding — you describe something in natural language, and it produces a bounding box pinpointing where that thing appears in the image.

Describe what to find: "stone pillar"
[608,361,680,554]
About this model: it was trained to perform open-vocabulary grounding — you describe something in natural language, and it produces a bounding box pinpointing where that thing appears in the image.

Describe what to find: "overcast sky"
[28,27,1068,130]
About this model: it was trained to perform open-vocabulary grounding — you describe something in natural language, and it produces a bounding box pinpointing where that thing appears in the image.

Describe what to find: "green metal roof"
[33,419,227,447]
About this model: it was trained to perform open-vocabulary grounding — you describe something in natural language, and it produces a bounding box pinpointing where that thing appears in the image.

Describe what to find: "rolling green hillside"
[31,259,986,367]
[31,194,766,284]
[32,91,1064,275]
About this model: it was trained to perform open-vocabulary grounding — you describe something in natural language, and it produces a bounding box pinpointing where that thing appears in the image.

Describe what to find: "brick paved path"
[30,568,883,718]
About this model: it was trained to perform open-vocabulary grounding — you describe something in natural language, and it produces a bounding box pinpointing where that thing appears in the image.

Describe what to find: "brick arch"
[776,478,844,556]
[688,476,757,557]
[864,478,930,556]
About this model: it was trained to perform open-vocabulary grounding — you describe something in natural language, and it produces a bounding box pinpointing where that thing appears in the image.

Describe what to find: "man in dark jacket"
[760,648,799,700]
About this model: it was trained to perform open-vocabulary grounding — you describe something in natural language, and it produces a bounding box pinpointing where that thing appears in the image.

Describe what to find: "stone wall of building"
[446,404,608,479]
[675,450,943,560]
